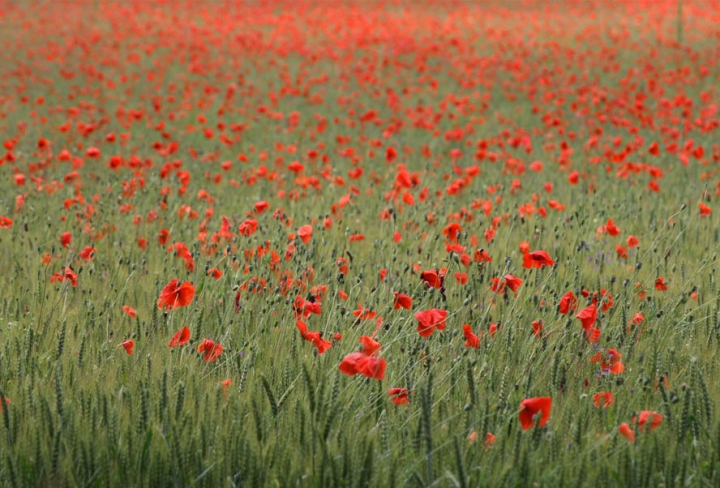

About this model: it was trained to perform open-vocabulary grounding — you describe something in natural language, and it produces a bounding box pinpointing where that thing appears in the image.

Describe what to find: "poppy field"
[2,0,720,486]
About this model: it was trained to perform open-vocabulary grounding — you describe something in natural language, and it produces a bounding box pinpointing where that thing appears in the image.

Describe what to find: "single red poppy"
[655,277,668,291]
[157,280,195,310]
[297,225,313,244]
[0,216,12,229]
[504,274,523,296]
[388,388,409,405]
[339,352,386,380]
[414,309,448,337]
[169,326,191,347]
[519,397,552,430]
[122,305,137,318]
[420,269,445,289]
[634,411,663,432]
[393,292,412,310]
[593,392,614,408]
[78,247,97,261]
[60,232,72,248]
[462,324,480,348]
[605,219,621,236]
[118,339,134,356]
[197,338,223,362]
[618,423,635,442]
[558,291,578,314]
[576,304,597,330]
[522,250,555,269]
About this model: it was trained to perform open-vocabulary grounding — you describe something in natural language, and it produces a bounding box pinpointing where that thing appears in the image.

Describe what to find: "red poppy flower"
[254,200,269,213]
[519,397,552,430]
[442,222,463,242]
[532,320,543,338]
[388,388,409,405]
[474,249,492,263]
[122,305,137,318]
[558,291,578,314]
[50,268,78,288]
[393,292,412,310]
[197,338,224,362]
[295,320,332,355]
[221,378,232,398]
[631,312,645,324]
[484,433,496,450]
[699,202,712,217]
[575,304,597,330]
[167,242,195,271]
[208,268,223,279]
[169,326,191,347]
[297,224,313,244]
[0,216,12,229]
[454,272,468,285]
[353,304,377,321]
[634,411,663,432]
[158,229,170,245]
[414,309,448,337]
[605,219,621,236]
[616,245,628,259]
[590,348,625,374]
[618,423,635,442]
[655,277,667,291]
[504,274,523,296]
[488,323,498,338]
[339,352,386,380]
[118,339,134,356]
[626,235,639,248]
[60,232,72,248]
[77,247,96,261]
[522,250,555,269]
[420,269,445,289]
[238,219,258,236]
[593,392,613,408]
[462,324,480,348]
[157,279,196,310]
[293,296,322,318]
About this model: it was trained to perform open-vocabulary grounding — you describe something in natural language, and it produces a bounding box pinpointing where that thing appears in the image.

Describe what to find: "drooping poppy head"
[519,397,552,430]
